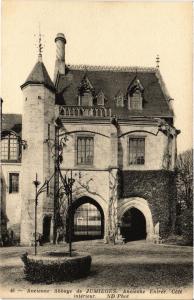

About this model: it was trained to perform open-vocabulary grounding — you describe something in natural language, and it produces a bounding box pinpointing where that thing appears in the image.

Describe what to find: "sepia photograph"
[0,1,193,299]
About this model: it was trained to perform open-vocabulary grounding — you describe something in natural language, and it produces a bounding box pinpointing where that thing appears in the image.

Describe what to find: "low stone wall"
[21,251,92,283]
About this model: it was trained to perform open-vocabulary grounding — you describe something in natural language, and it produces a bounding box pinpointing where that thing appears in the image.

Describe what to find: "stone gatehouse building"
[1,33,180,245]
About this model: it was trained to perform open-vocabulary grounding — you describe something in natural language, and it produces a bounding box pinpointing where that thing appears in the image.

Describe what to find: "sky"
[1,0,193,153]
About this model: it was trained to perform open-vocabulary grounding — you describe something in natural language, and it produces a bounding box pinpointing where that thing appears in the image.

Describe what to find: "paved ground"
[0,240,193,298]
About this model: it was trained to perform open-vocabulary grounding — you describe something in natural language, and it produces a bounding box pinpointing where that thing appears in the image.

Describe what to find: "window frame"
[9,173,19,194]
[128,92,143,110]
[1,132,20,162]
[75,134,95,167]
[128,136,146,166]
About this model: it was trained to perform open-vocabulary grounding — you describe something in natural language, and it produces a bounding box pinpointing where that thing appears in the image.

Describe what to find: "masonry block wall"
[60,122,112,170]
[1,164,22,231]
[20,85,55,245]
[118,123,174,171]
[42,88,55,216]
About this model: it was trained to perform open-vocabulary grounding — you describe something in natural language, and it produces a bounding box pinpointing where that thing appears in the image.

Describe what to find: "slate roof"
[2,114,22,137]
[21,60,55,92]
[56,65,174,119]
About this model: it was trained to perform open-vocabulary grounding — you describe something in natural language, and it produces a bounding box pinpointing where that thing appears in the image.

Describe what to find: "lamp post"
[33,173,40,256]
[68,170,75,257]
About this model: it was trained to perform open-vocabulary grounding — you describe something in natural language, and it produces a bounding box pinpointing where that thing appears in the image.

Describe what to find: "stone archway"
[121,207,146,241]
[118,197,154,241]
[72,190,108,240]
[66,196,105,242]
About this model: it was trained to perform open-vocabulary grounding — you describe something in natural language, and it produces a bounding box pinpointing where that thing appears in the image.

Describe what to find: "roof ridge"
[67,64,157,73]
[155,69,174,114]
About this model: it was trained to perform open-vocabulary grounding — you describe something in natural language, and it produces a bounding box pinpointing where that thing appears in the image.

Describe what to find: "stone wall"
[118,123,174,171]
[60,120,177,171]
[1,163,22,235]
[59,122,112,170]
[20,85,55,245]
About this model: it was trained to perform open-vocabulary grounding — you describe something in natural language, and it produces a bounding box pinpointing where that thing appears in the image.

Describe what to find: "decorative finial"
[156,54,160,68]
[35,23,44,62]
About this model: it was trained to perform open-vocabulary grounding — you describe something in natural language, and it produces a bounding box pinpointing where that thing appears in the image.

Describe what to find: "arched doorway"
[66,196,104,241]
[120,207,146,241]
[118,197,154,242]
[42,215,52,243]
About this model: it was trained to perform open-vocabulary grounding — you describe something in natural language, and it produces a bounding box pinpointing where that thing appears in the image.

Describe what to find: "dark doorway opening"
[66,196,104,242]
[42,215,52,243]
[120,207,146,242]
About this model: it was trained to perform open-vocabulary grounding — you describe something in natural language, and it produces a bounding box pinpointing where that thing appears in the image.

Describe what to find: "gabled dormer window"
[115,90,124,107]
[97,90,105,106]
[78,74,95,107]
[127,77,144,110]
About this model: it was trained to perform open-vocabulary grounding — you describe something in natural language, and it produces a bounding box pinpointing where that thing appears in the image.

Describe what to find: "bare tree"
[176,149,193,210]
[175,149,193,244]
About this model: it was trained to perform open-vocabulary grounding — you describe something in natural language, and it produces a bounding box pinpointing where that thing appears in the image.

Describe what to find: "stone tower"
[20,54,56,245]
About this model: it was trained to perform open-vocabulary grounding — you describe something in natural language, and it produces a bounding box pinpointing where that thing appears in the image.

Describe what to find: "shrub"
[21,252,92,283]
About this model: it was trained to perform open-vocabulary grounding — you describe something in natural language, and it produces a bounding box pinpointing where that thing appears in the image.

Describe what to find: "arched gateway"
[66,196,105,241]
[118,197,154,242]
